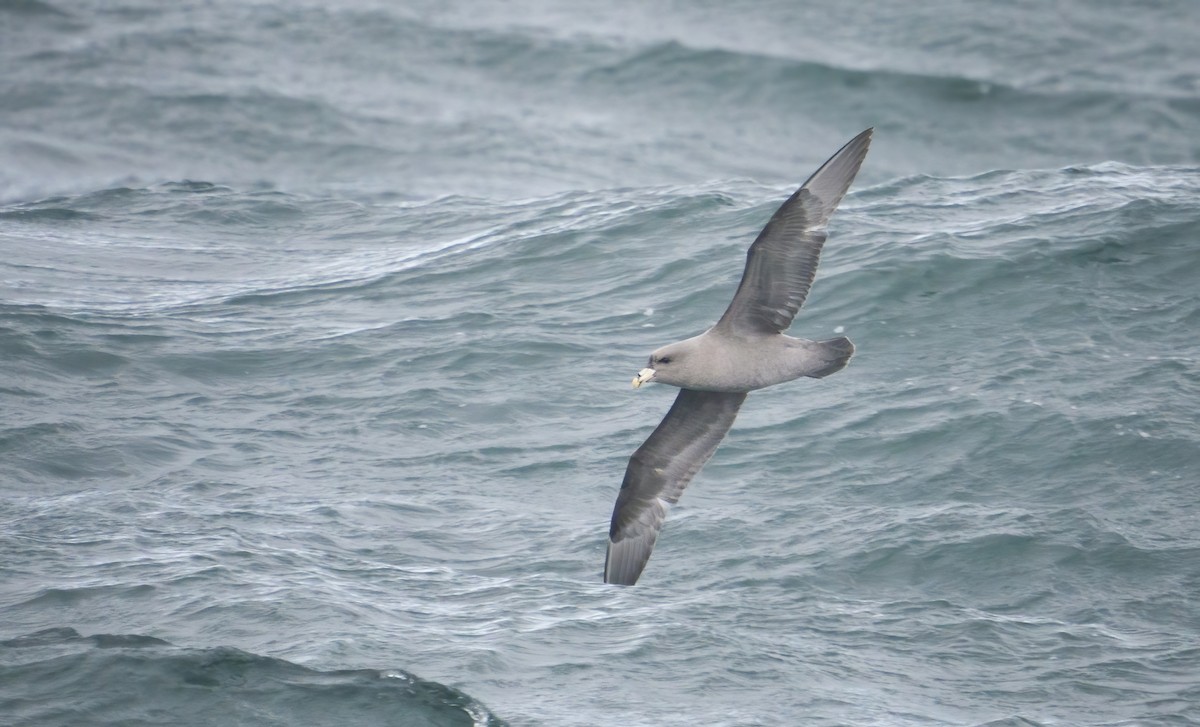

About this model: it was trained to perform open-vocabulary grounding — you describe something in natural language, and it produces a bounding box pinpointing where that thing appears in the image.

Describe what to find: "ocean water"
[2,1,1199,725]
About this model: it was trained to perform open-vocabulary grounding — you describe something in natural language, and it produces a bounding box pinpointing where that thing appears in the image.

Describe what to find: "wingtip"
[844,127,875,155]
[603,538,644,586]
[796,127,873,214]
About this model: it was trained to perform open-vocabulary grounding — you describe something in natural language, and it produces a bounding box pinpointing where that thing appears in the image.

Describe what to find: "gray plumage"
[604,129,873,586]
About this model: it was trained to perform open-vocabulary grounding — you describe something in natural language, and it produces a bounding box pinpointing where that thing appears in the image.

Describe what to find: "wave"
[0,0,73,20]
[0,627,507,727]
[0,180,733,316]
[3,160,1195,358]
[589,38,1200,106]
[0,183,501,315]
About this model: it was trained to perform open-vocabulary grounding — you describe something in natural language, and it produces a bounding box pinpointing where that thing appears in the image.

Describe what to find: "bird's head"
[632,339,699,389]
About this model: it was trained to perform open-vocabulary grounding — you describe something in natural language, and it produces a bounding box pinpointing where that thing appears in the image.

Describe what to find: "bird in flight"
[604,129,873,585]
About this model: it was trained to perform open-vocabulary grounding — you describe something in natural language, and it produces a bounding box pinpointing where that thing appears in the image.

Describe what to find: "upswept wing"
[715,128,872,336]
[604,389,747,585]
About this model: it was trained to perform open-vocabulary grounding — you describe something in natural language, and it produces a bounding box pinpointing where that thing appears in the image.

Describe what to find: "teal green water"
[2,2,1199,726]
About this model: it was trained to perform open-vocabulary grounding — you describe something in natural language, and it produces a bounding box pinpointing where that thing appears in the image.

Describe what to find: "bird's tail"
[805,336,855,378]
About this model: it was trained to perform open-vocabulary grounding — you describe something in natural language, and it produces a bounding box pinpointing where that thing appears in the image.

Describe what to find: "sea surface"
[2,1,1199,725]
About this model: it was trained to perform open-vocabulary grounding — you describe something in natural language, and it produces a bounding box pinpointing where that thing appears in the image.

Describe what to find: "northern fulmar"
[604,129,873,586]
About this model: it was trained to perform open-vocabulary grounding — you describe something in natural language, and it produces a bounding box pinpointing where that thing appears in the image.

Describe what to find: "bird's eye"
[659,356,672,364]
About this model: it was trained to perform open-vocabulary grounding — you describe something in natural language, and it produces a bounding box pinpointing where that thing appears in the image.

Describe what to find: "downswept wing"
[715,128,872,336]
[604,388,747,585]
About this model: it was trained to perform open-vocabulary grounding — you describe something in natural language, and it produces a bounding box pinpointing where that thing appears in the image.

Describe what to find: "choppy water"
[2,2,1199,726]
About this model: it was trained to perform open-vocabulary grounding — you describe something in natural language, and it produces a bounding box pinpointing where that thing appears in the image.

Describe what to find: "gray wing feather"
[604,389,747,585]
[715,128,872,336]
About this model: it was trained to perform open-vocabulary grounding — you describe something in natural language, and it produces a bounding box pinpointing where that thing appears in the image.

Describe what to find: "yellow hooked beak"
[631,368,656,389]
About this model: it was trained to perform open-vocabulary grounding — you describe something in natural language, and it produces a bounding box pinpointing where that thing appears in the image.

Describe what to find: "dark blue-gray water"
[2,2,1199,725]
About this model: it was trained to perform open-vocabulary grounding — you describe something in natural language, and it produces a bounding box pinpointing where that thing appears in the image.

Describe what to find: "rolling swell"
[3,173,1198,724]
[3,2,1200,721]
[0,627,506,727]
[6,5,1196,203]
[582,39,1197,174]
